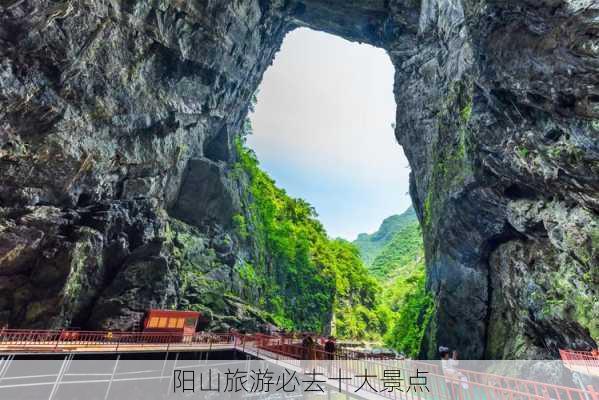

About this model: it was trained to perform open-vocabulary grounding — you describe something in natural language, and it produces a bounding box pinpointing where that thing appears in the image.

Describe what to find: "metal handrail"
[0,329,598,400]
[559,349,599,379]
[251,340,599,400]
[0,328,235,350]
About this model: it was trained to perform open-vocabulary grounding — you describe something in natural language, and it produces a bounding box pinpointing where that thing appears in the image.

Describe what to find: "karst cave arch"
[0,0,597,359]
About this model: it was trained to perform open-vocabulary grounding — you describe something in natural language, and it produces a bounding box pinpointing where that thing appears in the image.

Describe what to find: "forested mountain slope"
[354,207,433,357]
[353,207,418,267]
[233,139,387,338]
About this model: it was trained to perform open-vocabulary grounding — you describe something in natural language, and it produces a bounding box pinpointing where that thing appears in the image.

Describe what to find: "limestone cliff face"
[0,0,597,358]
[0,0,288,331]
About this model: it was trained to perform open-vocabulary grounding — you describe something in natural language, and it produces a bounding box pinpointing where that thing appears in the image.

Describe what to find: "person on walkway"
[301,334,315,372]
[307,335,316,360]
[324,336,336,360]
[440,346,463,400]
[301,334,312,359]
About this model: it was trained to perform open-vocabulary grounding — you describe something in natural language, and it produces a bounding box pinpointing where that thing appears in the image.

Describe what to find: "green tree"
[234,140,381,336]
[234,137,433,352]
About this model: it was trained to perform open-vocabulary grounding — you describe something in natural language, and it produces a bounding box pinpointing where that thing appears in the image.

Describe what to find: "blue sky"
[248,28,412,240]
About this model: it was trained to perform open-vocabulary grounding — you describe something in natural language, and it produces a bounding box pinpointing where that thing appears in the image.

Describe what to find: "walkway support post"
[54,330,63,352]
[0,355,14,387]
[165,352,179,398]
[104,354,120,400]
[48,354,72,400]
[588,386,599,400]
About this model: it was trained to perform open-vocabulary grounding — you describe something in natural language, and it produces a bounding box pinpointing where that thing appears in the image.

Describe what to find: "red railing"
[246,335,401,361]
[560,349,599,373]
[249,338,599,400]
[0,328,235,351]
[560,349,599,380]
[1,329,598,400]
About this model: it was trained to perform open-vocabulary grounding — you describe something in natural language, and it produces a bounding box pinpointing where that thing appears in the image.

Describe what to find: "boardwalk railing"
[0,329,598,400]
[0,328,235,351]
[244,336,599,400]
[559,349,599,378]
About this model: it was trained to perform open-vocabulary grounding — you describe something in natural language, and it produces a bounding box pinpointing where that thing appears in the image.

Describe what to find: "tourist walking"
[440,346,468,400]
[324,336,336,360]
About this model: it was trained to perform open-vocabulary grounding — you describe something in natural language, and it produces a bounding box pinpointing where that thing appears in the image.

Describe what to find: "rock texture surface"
[0,0,597,358]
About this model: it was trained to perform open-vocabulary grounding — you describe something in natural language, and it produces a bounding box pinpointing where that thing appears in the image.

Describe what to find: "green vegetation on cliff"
[354,207,433,357]
[227,111,433,352]
[380,249,433,358]
[234,137,433,353]
[234,140,385,338]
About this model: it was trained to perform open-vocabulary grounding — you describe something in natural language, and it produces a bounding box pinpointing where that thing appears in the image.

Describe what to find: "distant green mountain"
[354,206,432,358]
[353,206,418,267]
[369,220,423,278]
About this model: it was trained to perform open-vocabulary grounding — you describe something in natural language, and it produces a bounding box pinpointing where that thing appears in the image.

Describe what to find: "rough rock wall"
[0,0,597,358]
[407,0,599,358]
[0,0,290,330]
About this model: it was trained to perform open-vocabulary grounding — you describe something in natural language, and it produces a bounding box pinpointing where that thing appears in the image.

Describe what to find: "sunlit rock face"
[0,0,597,358]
